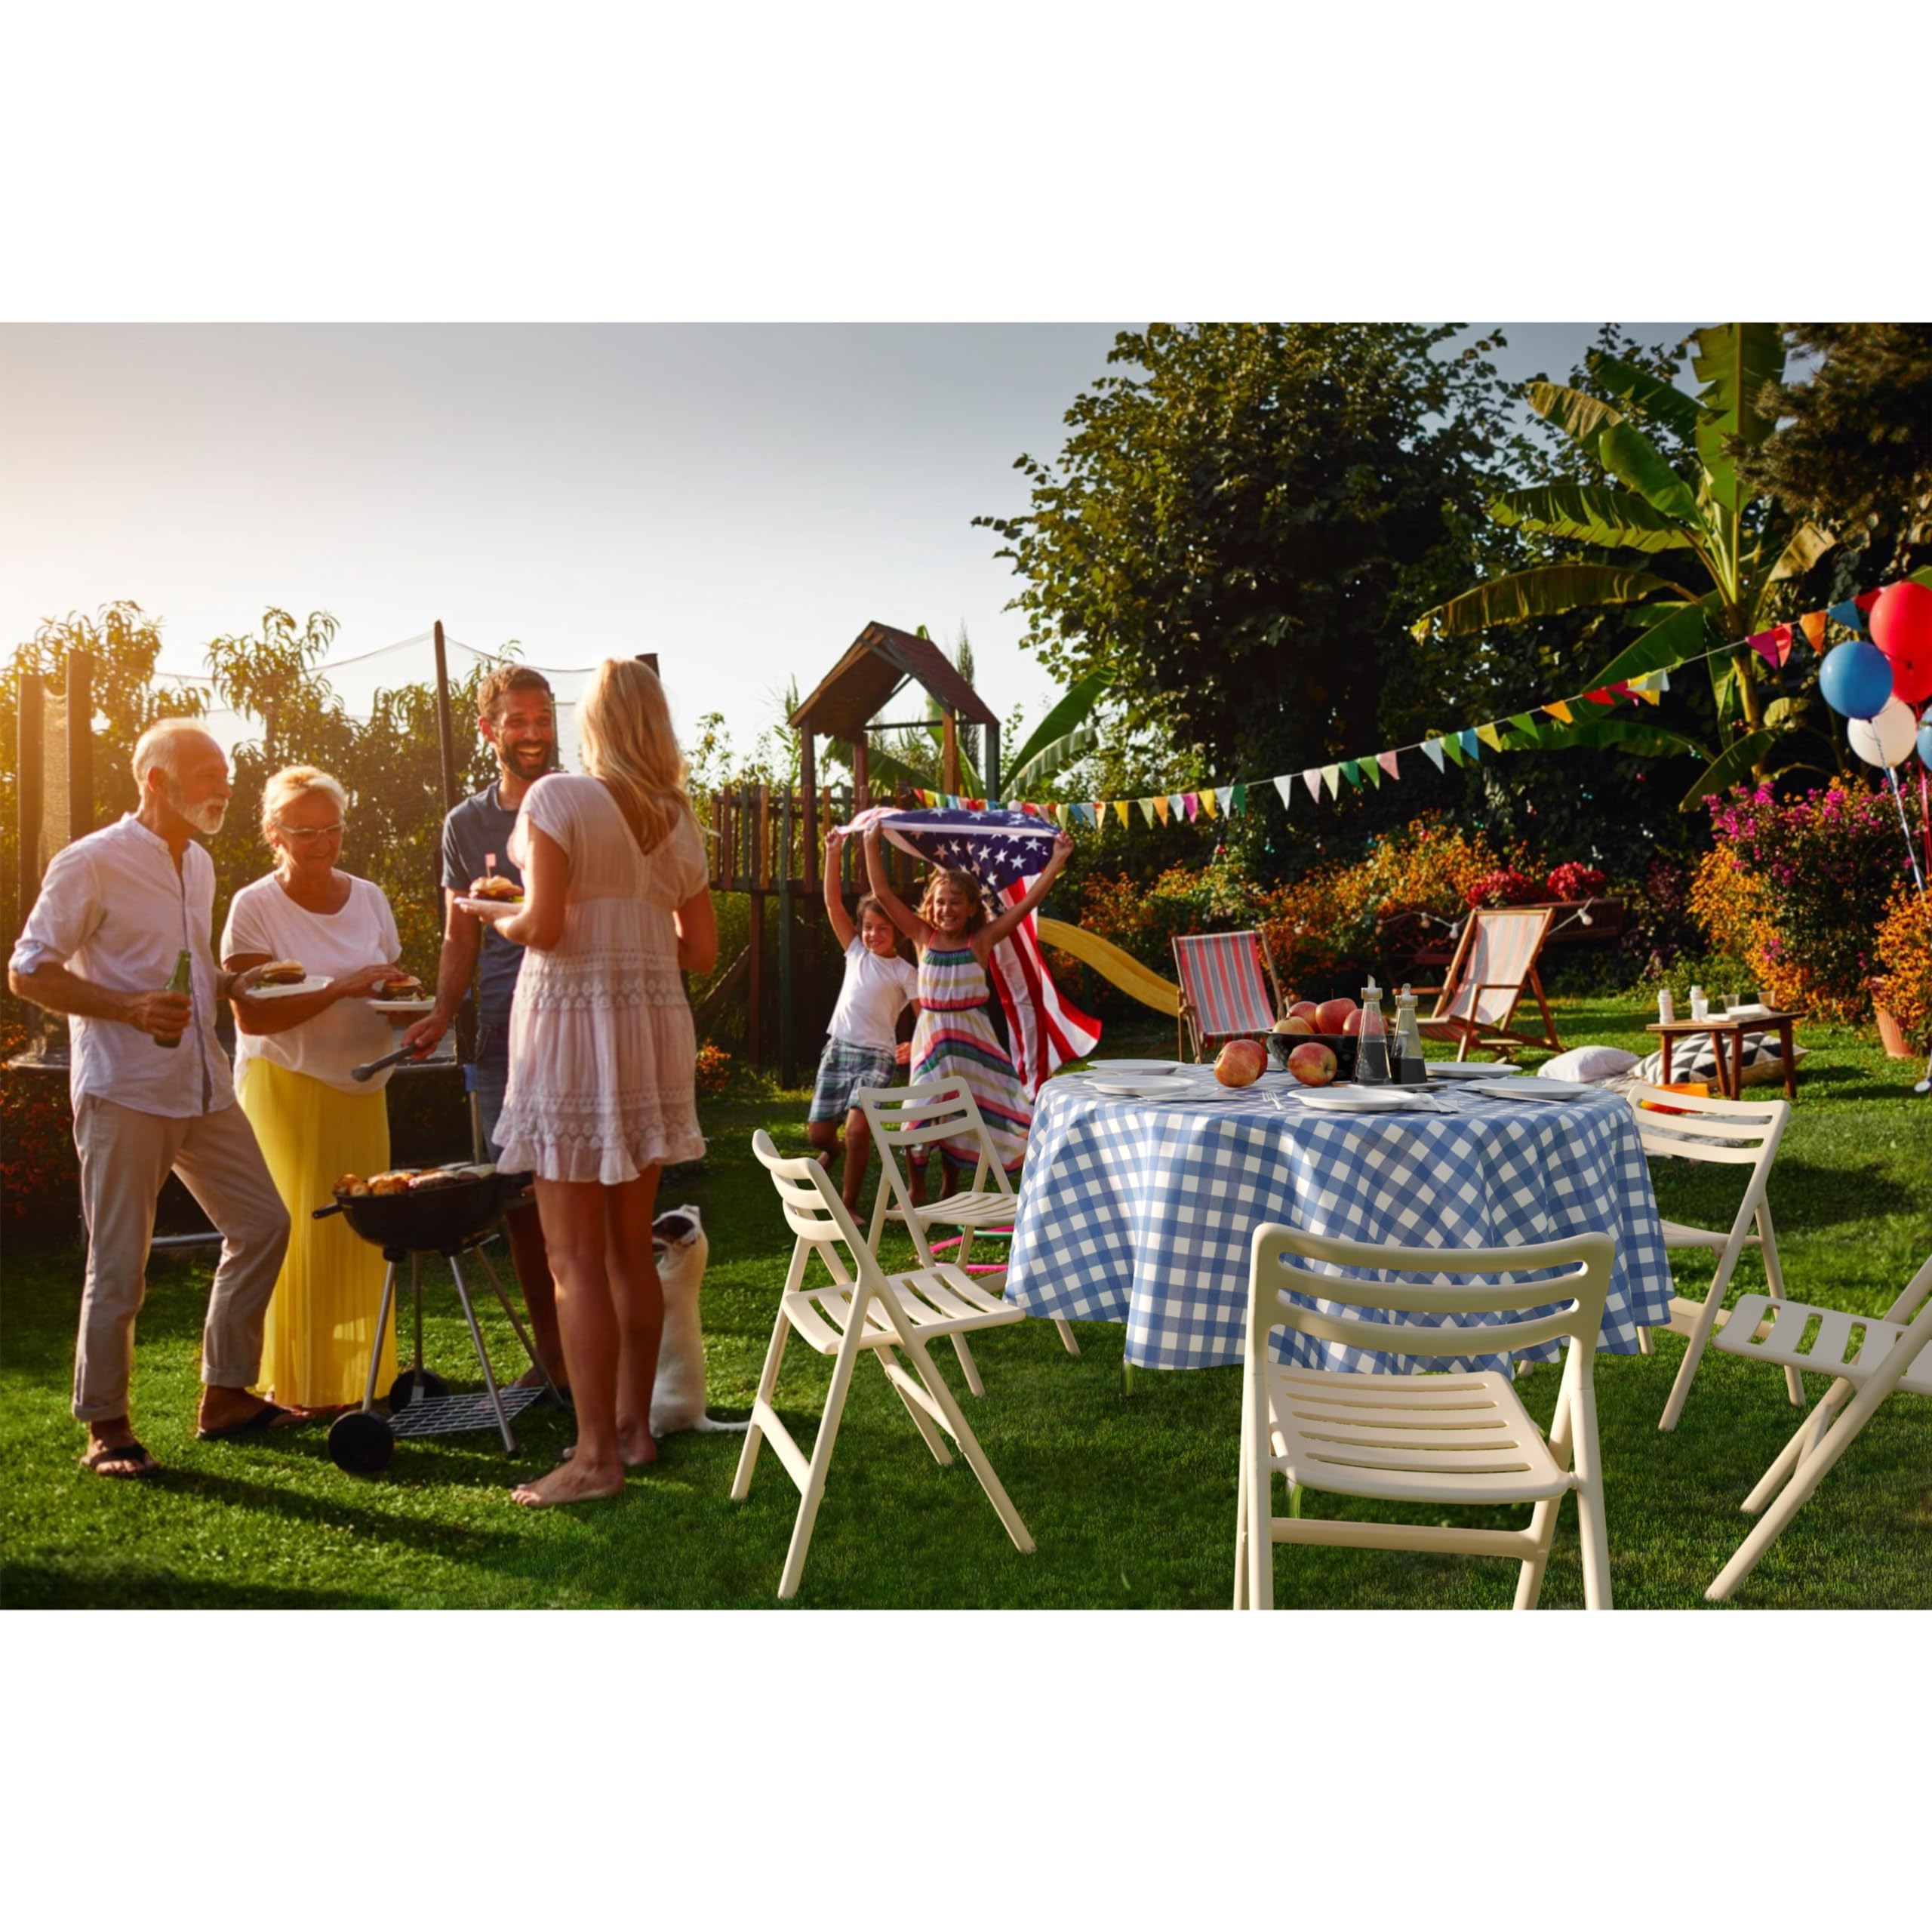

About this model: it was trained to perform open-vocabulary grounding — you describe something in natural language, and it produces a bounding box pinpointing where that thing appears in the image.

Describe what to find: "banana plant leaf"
[1765,521,1836,586]
[1538,714,1712,761]
[1585,351,1704,443]
[1586,599,1714,688]
[1003,666,1112,788]
[820,736,984,800]
[1485,484,1694,555]
[1597,422,1702,523]
[1004,715,1106,796]
[1524,382,1623,449]
[1691,323,1784,515]
[1681,729,1777,811]
[1414,564,1678,639]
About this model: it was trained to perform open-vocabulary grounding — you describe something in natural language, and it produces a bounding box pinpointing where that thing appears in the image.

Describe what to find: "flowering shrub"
[0,1020,78,1232]
[1546,862,1607,901]
[1873,884,1932,1039]
[1695,779,1914,1023]
[694,1040,734,1098]
[1464,868,1545,909]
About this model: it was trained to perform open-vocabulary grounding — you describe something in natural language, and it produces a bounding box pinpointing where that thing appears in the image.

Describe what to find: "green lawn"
[4,993,1927,1610]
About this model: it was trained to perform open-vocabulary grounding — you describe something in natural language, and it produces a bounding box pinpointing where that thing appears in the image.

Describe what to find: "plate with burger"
[244,961,334,1000]
[457,873,525,918]
[368,970,433,1016]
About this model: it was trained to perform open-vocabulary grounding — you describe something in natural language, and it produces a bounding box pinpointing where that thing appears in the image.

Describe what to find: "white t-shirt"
[827,936,918,1052]
[221,873,402,1094]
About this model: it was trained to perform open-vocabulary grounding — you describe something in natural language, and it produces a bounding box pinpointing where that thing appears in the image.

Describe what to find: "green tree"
[1413,325,1846,804]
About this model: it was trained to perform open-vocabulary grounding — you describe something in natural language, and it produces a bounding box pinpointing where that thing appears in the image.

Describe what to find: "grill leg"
[362,1262,398,1413]
[449,1254,518,1454]
[470,1243,563,1402]
[411,1254,425,1377]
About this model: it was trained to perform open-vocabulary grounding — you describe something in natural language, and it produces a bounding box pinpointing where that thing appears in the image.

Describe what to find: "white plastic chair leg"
[1054,1318,1080,1356]
[1740,1379,1854,1514]
[949,1333,986,1397]
[730,1312,793,1500]
[1755,1200,1804,1408]
[777,1322,868,1601]
[877,1345,954,1467]
[1513,1494,1558,1611]
[903,1337,1035,1553]
[1568,1377,1613,1611]
[1233,1371,1251,1611]
[1636,1325,1655,1357]
[1659,1234,1751,1432]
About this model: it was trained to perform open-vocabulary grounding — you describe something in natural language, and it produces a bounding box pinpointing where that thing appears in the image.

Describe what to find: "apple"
[1342,1008,1363,1035]
[1272,1014,1313,1035]
[1214,1038,1267,1087]
[1289,1000,1319,1021]
[1315,996,1357,1035]
[1286,1041,1337,1085]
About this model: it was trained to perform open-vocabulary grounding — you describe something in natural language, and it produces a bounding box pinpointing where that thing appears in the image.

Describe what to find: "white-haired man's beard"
[165,780,229,835]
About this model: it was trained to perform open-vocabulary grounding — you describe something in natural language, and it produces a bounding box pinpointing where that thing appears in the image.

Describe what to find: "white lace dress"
[493,774,709,1184]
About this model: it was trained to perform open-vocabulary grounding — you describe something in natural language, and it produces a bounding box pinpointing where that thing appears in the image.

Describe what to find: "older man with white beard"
[9,719,295,1478]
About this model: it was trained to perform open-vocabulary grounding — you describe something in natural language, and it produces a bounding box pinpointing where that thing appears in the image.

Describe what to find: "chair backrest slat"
[1626,1085,1787,1179]
[1442,909,1549,1026]
[752,1130,917,1339]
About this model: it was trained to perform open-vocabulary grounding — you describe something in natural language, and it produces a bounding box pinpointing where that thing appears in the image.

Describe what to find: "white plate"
[1425,1061,1524,1080]
[1078,1058,1189,1077]
[370,997,436,1017]
[1085,1075,1206,1098]
[455,895,523,917]
[1469,1076,1595,1101]
[1296,1088,1444,1112]
[245,976,333,1000]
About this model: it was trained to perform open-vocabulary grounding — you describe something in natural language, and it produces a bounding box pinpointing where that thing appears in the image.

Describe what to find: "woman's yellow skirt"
[237,1057,397,1407]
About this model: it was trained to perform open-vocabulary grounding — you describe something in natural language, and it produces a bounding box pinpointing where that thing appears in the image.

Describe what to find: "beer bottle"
[157,948,192,1049]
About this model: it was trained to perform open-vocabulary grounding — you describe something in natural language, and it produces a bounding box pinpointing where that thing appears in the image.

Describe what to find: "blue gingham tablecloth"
[1003,1075,1675,1374]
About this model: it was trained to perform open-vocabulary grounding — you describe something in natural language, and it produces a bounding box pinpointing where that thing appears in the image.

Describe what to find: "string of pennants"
[909,586,1894,830]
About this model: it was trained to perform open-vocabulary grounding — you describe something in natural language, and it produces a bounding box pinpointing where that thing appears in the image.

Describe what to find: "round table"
[1003,1071,1675,1374]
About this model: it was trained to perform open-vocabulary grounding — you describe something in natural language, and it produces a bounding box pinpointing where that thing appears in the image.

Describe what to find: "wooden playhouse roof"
[789,621,1000,740]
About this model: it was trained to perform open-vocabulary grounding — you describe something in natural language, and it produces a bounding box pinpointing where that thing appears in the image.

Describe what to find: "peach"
[1214,1038,1267,1087]
[1285,1041,1337,1086]
[1315,997,1357,1035]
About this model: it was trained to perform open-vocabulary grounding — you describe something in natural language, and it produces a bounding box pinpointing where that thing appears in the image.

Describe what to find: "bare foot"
[509,1457,625,1507]
[559,1423,657,1469]
[512,1364,569,1396]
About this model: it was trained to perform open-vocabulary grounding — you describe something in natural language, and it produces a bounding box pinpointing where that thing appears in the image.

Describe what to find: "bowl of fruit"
[1266,998,1360,1083]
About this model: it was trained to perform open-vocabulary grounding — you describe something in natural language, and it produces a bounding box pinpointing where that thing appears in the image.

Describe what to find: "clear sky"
[1,322,1700,769]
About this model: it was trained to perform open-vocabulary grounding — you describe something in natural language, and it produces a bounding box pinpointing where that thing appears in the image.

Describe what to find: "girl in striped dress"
[862,824,1073,1198]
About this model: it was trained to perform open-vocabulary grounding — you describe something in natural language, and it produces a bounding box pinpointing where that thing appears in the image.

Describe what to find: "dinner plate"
[371,997,436,1017]
[1425,1061,1524,1080]
[1085,1075,1204,1098]
[245,976,333,1000]
[1468,1076,1595,1101]
[1296,1088,1447,1113]
[1078,1058,1190,1077]
[455,894,523,917]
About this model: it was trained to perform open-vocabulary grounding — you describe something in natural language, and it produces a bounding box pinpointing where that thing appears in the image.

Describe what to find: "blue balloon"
[1919,706,1932,771]
[1819,639,1897,720]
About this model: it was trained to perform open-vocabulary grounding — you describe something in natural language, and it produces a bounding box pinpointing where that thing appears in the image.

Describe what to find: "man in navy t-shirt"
[402,666,565,1392]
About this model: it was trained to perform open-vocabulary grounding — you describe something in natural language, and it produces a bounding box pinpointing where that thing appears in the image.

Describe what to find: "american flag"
[839,805,1101,1093]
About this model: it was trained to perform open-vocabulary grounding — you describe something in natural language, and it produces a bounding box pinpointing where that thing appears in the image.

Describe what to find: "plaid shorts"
[809,1038,898,1123]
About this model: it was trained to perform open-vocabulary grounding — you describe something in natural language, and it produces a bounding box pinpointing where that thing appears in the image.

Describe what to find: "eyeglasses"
[279,822,344,844]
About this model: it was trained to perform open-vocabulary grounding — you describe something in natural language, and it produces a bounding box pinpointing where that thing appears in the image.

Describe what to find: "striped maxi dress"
[910,944,1032,1174]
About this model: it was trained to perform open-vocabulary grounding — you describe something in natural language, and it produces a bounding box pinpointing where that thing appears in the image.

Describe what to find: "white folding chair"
[731,1131,1035,1601]
[860,1079,1080,1386]
[1624,1084,1803,1430]
[1235,1225,1617,1611]
[1706,1249,1932,1602]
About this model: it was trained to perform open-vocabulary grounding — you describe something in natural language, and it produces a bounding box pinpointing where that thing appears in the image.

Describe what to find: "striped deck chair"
[1172,930,1283,1063]
[1416,906,1562,1061]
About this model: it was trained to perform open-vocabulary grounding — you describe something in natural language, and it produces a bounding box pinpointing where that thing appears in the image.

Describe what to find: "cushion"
[1634,1032,1805,1088]
[1540,1044,1641,1084]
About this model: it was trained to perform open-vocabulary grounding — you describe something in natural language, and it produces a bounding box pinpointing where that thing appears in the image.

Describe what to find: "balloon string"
[1921,766,1931,886]
[1887,765,1926,896]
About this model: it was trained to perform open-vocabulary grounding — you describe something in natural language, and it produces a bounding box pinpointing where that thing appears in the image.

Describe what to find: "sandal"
[81,1439,158,1479]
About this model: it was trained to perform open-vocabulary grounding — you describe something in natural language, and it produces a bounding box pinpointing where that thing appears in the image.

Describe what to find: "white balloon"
[1847,696,1917,768]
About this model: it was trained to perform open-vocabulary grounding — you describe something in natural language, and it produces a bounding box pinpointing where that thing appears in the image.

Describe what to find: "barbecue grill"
[315,1166,561,1475]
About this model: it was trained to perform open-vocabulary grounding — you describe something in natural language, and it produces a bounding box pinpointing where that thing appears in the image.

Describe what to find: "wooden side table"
[1644,1011,1805,1100]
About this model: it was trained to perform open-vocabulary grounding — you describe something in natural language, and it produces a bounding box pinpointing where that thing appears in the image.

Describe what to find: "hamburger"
[254,960,309,988]
[372,970,424,998]
[468,875,524,905]
[368,1170,414,1196]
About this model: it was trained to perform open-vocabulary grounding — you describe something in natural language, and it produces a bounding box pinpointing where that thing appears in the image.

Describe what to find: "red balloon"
[1870,581,1932,705]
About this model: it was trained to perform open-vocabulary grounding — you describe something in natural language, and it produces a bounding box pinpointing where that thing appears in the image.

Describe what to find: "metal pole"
[66,651,94,839]
[14,673,44,1040]
[986,718,1000,807]
[778,789,795,1088]
[432,620,460,813]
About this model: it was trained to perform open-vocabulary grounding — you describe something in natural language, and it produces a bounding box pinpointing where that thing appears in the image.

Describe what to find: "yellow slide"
[1037,916,1181,1017]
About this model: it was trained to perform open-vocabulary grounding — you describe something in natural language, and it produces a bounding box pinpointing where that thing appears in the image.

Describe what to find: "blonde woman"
[474,659,717,1507]
[222,767,407,1411]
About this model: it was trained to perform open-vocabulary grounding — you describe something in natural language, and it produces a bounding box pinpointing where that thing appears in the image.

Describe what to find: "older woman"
[222,767,408,1411]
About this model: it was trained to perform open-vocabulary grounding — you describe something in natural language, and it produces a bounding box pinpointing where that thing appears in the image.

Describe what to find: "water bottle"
[1357,977,1390,1085]
[156,948,192,1050]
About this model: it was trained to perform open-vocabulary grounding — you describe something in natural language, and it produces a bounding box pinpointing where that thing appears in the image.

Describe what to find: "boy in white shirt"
[809,830,918,1211]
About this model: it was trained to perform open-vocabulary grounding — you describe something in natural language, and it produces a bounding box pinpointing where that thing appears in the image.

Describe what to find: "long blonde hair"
[577,657,691,853]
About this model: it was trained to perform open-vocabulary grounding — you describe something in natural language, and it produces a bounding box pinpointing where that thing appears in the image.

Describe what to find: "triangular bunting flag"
[1421,737,1447,772]
[1440,734,1464,768]
[1799,610,1826,651]
[1217,786,1235,816]
[1229,783,1247,817]
[1627,678,1662,706]
[1460,729,1482,761]
[1747,626,1792,669]
[1275,775,1297,811]
[1827,599,1864,630]
[1303,769,1323,803]
[1338,760,1361,788]
[1114,801,1131,829]
[1362,754,1382,789]
[1475,723,1505,754]
[1508,712,1540,743]
[1183,792,1199,822]
[1854,588,1882,612]
[1167,794,1186,822]
[1377,750,1400,781]
[1321,764,1342,799]
[1199,788,1217,820]
[1153,795,1170,825]
[1137,798,1156,827]
[1543,700,1574,724]
[1582,688,1618,706]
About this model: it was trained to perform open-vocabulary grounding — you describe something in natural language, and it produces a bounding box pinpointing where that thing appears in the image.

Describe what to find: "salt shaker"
[1689,984,1708,1022]
[1657,989,1675,1025]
